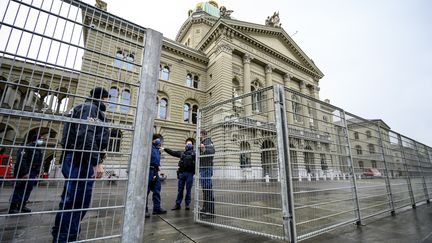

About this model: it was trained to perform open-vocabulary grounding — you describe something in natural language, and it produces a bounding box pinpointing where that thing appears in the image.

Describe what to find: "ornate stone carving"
[219,6,233,19]
[315,86,320,92]
[265,12,281,28]
[95,0,107,11]
[265,64,273,74]
[283,73,293,82]
[242,54,254,64]
[299,80,306,89]
[216,43,233,55]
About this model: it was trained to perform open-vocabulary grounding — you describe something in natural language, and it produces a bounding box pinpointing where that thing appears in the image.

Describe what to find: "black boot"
[20,205,31,213]
[171,204,181,210]
[8,203,20,214]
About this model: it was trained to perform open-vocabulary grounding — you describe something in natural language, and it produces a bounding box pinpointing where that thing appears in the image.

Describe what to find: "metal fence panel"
[401,136,427,204]
[0,0,160,242]
[344,113,392,220]
[195,86,286,240]
[383,131,414,210]
[283,87,359,240]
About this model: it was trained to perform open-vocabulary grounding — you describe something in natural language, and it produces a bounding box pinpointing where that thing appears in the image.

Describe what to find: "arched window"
[114,50,124,68]
[120,89,131,113]
[320,154,328,170]
[371,160,377,168]
[159,98,168,119]
[292,94,302,122]
[183,103,190,122]
[125,53,134,71]
[192,105,198,124]
[193,75,199,89]
[240,141,251,168]
[358,161,364,169]
[108,87,119,112]
[161,65,170,81]
[251,81,262,113]
[355,145,362,155]
[368,144,375,154]
[354,132,359,139]
[366,130,372,139]
[186,73,193,87]
[108,129,122,152]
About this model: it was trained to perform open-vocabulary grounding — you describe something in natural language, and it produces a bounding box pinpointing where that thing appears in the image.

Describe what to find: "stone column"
[265,64,274,120]
[299,81,309,127]
[243,54,253,116]
[312,86,321,130]
[25,90,34,109]
[283,74,294,125]
[2,86,14,108]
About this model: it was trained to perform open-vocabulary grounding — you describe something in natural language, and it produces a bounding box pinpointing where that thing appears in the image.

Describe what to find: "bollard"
[265,174,270,183]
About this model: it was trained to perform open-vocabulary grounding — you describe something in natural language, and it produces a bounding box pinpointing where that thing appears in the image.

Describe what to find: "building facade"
[1,0,336,179]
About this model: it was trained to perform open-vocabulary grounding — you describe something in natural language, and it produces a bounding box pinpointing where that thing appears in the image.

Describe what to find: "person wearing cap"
[199,130,216,219]
[162,138,196,211]
[52,87,110,243]
[145,134,167,217]
[9,134,46,214]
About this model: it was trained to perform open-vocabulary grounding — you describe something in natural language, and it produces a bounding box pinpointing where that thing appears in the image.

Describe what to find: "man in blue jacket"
[145,134,167,217]
[163,138,195,211]
[52,87,109,243]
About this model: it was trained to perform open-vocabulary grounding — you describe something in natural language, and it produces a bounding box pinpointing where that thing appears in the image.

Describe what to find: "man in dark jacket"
[145,134,167,218]
[199,130,215,219]
[52,87,109,243]
[9,135,46,214]
[163,138,195,210]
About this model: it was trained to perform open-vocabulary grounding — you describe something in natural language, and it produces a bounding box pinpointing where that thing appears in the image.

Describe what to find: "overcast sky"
[9,0,430,146]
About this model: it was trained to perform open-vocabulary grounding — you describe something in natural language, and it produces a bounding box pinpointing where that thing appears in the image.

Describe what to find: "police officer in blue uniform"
[145,134,167,217]
[163,138,195,211]
[9,135,46,214]
[199,130,215,219]
[52,87,109,242]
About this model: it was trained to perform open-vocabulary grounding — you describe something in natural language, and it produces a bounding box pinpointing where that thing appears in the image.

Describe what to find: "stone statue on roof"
[219,6,233,18]
[265,11,281,28]
[95,0,107,11]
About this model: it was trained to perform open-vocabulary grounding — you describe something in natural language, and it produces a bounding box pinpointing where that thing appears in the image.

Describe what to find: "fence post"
[413,142,430,203]
[340,110,362,225]
[397,134,416,208]
[273,84,297,242]
[376,125,396,215]
[121,29,163,243]
[194,109,202,222]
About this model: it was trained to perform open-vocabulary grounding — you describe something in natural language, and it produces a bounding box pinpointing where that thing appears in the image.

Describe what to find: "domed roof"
[194,1,220,17]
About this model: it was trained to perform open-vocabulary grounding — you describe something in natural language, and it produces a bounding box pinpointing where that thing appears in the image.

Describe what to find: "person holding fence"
[9,135,46,214]
[52,87,109,243]
[145,134,167,218]
[199,130,216,219]
[162,138,196,211]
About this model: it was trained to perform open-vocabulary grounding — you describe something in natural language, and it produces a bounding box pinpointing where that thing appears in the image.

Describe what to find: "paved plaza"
[0,179,431,242]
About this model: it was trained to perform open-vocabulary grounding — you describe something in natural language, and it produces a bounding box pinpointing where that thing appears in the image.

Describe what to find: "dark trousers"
[146,169,161,211]
[10,169,39,207]
[52,153,94,243]
[175,171,194,206]
[200,168,214,213]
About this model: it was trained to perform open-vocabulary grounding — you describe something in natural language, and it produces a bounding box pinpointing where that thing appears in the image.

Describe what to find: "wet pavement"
[0,179,431,242]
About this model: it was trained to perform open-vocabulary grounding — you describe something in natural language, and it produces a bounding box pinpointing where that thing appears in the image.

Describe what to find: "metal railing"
[0,0,161,242]
[196,84,432,242]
